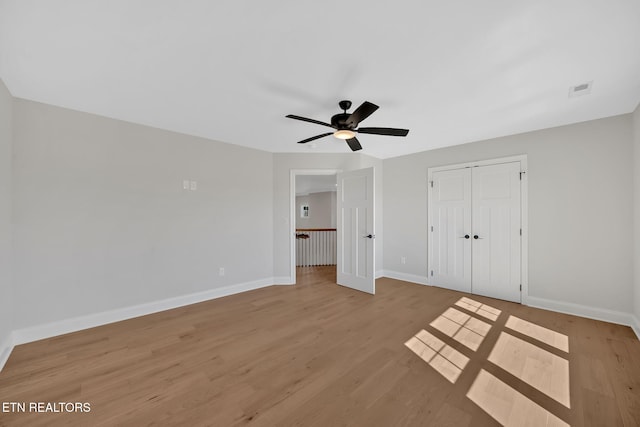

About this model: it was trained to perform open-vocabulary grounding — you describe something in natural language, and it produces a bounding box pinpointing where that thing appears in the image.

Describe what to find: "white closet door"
[471,162,521,303]
[430,168,472,293]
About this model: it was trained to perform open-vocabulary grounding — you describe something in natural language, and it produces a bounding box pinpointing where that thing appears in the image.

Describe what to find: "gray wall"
[633,103,640,324]
[383,115,634,314]
[273,153,383,280]
[295,191,336,229]
[2,89,637,340]
[12,99,274,329]
[0,80,13,349]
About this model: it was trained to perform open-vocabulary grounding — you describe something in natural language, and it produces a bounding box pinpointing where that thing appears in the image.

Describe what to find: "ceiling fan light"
[334,129,356,140]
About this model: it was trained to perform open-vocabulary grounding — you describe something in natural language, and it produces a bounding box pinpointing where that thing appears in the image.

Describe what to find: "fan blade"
[296,132,333,144]
[286,114,333,128]
[346,101,379,127]
[346,137,362,151]
[357,127,409,137]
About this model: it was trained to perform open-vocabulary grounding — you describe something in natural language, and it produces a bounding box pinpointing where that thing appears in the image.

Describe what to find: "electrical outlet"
[190,181,197,191]
[401,257,406,264]
[183,180,190,190]
[219,267,225,276]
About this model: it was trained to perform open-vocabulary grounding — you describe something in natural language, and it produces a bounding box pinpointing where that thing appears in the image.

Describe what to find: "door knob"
[363,234,375,239]
[459,235,470,239]
[474,235,483,239]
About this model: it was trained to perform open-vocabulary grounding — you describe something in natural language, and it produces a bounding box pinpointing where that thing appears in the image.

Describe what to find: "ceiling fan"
[286,100,409,151]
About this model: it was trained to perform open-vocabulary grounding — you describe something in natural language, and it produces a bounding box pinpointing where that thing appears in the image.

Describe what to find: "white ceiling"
[1,1,639,159]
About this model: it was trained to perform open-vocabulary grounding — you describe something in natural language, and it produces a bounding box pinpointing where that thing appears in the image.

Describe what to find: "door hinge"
[520,284,522,291]
[519,171,526,180]
[431,226,434,232]
[430,181,434,188]
[520,228,522,236]
[431,270,434,276]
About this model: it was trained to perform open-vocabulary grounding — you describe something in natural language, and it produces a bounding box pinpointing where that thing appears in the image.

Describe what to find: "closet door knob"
[459,234,470,239]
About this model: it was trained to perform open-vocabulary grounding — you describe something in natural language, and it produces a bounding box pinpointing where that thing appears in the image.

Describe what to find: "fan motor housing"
[331,113,354,130]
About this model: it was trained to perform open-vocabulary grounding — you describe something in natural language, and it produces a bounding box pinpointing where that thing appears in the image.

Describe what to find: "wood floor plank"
[0,266,638,426]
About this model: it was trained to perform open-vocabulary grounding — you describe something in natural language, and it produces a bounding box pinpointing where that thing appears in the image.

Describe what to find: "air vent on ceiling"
[568,81,593,98]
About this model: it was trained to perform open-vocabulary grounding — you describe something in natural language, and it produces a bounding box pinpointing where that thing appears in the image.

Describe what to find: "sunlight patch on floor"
[505,315,569,352]
[405,329,469,383]
[406,297,572,424]
[430,307,492,351]
[455,297,502,321]
[467,369,570,427]
[488,332,570,408]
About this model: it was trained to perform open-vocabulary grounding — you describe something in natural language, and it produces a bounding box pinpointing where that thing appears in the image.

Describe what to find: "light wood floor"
[1,266,639,426]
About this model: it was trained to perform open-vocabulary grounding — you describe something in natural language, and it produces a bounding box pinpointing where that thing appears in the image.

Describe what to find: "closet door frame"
[427,155,529,304]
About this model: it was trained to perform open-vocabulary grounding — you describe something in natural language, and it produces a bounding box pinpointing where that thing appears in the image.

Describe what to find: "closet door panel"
[430,168,472,293]
[471,162,521,303]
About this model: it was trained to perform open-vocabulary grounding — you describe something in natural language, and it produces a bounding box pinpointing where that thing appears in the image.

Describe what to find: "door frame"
[289,169,341,284]
[427,155,529,304]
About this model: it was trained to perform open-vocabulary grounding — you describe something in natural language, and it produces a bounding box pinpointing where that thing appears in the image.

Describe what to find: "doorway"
[289,170,340,286]
[289,168,376,295]
[427,156,528,303]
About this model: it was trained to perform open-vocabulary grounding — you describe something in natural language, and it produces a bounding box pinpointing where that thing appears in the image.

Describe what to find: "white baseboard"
[375,270,384,279]
[0,332,14,372]
[273,276,294,285]
[5,277,638,375]
[527,296,638,334]
[381,270,429,286]
[631,315,640,340]
[12,278,275,346]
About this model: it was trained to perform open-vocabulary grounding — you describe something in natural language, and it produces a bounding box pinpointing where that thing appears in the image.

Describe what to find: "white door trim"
[427,155,529,304]
[289,169,341,285]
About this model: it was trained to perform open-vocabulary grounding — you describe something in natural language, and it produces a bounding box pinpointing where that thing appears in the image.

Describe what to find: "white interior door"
[471,162,521,302]
[430,168,472,293]
[337,167,375,294]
